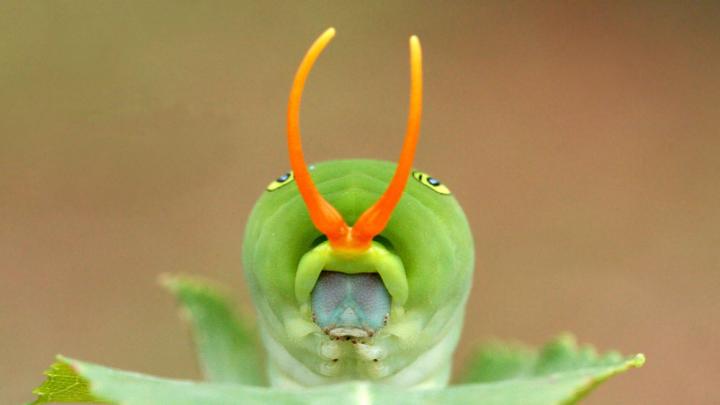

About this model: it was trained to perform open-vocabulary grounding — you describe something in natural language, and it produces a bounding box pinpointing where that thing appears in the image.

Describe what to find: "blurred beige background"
[2,2,718,404]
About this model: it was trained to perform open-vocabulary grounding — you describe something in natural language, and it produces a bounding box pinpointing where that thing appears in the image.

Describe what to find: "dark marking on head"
[266,170,295,191]
[412,170,451,195]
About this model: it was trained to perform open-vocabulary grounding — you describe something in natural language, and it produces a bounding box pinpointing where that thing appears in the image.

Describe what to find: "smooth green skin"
[242,159,474,387]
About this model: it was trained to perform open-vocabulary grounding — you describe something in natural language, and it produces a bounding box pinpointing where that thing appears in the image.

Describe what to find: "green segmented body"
[243,159,474,388]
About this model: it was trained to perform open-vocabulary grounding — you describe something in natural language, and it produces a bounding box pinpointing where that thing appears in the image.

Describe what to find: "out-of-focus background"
[1,2,718,403]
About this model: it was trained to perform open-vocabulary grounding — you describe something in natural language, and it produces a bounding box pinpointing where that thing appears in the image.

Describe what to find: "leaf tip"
[631,353,646,367]
[31,356,101,404]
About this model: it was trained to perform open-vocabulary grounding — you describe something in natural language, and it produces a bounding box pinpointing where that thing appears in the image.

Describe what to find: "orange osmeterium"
[286,27,423,252]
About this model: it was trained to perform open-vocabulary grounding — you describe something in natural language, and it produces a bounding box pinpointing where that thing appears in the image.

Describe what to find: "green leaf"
[161,274,265,385]
[28,357,398,405]
[31,358,105,404]
[459,334,646,404]
[30,336,643,405]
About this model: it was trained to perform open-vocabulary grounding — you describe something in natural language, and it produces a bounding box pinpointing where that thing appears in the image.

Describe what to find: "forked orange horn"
[287,28,423,252]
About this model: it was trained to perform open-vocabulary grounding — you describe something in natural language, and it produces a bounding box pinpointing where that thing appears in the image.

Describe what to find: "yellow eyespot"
[412,171,451,195]
[267,171,295,191]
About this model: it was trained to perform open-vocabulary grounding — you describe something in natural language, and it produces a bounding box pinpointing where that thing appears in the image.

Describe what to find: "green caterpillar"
[242,28,474,389]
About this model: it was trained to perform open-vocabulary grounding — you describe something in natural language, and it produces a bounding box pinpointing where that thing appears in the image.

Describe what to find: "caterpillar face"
[241,29,474,389]
[244,160,473,386]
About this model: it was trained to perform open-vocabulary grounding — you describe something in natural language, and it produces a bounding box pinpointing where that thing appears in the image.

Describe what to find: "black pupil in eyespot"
[427,177,441,186]
[276,173,290,182]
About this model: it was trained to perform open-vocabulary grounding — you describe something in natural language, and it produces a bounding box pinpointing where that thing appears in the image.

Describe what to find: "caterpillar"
[242,28,474,389]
